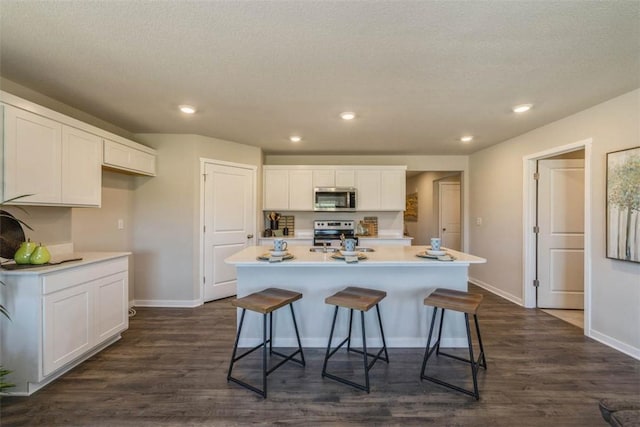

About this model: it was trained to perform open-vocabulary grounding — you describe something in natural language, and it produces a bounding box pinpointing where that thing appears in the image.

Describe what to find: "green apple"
[29,244,51,265]
[14,239,37,264]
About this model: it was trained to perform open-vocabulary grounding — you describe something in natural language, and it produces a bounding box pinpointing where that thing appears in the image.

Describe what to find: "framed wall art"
[405,192,418,222]
[606,146,640,263]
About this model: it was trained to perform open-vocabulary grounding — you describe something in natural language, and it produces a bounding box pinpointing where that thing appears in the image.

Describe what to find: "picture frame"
[405,192,418,222]
[606,146,640,263]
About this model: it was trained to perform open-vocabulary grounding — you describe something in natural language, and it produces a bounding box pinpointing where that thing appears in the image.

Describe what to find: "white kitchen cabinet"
[335,169,356,187]
[263,168,289,210]
[3,105,63,204]
[103,138,156,176]
[380,169,406,210]
[355,167,406,211]
[62,126,102,206]
[288,170,313,210]
[0,254,129,395]
[312,169,335,187]
[2,105,102,206]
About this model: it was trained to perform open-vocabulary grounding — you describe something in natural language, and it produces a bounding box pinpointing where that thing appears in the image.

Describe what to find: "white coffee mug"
[344,238,357,252]
[273,239,288,252]
[430,237,441,251]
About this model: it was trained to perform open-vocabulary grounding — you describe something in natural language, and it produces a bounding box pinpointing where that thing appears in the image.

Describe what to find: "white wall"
[469,89,640,355]
[132,134,262,305]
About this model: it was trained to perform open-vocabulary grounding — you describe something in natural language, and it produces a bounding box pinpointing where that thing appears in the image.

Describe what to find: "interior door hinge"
[203,225,206,233]
[203,173,207,181]
[533,279,540,288]
[533,172,539,180]
[203,276,206,284]
[533,226,540,234]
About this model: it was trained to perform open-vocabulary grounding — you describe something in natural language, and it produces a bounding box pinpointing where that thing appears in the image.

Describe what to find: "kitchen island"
[225,246,486,348]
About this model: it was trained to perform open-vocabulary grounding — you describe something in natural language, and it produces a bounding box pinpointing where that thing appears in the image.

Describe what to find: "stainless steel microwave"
[314,187,357,211]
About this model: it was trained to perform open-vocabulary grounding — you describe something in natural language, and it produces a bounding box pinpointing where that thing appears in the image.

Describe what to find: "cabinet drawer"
[43,257,128,295]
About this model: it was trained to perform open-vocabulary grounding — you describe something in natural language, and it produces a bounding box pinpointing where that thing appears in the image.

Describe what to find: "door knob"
[247,234,254,239]
[442,228,446,232]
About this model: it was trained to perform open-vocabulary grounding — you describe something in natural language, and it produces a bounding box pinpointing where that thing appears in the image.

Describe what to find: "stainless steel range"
[313,220,357,247]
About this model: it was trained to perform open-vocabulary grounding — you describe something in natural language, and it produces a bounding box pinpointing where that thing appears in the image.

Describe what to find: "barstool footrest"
[267,349,305,374]
[322,372,369,392]
[438,349,487,369]
[348,346,389,370]
[420,373,479,399]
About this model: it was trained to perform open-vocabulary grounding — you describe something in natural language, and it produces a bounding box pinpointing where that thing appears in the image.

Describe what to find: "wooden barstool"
[227,288,305,398]
[321,286,389,393]
[420,288,487,400]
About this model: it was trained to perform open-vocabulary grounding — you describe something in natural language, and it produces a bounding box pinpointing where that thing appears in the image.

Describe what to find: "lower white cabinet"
[0,255,129,395]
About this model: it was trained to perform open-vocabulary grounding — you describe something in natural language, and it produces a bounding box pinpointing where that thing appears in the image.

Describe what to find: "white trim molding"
[469,277,524,306]
[133,299,202,308]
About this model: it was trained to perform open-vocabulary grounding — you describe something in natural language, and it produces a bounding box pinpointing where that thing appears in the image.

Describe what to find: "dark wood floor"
[2,285,638,426]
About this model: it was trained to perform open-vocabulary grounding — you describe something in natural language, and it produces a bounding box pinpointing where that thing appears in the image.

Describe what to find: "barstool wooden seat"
[421,288,487,400]
[322,287,389,393]
[227,288,305,398]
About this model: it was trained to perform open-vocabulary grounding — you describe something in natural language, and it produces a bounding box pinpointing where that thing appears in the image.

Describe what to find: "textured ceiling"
[0,1,638,155]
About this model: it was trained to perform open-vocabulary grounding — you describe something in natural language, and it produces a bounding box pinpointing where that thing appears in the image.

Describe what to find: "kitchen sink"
[309,247,339,253]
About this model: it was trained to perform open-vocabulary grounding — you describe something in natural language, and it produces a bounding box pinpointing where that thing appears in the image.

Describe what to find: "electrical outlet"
[117,219,124,230]
[476,217,483,226]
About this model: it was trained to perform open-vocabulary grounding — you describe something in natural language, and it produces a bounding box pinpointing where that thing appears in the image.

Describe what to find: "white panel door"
[537,159,584,309]
[62,126,102,206]
[4,105,62,204]
[204,162,255,301]
[439,182,461,251]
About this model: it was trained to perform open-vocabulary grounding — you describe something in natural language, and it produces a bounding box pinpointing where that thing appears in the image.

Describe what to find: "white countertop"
[0,252,131,275]
[226,245,485,267]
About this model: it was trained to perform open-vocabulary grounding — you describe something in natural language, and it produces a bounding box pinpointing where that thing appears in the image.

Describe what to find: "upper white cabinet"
[264,165,406,211]
[263,167,313,211]
[312,168,356,188]
[103,138,156,176]
[263,168,290,210]
[288,169,313,210]
[62,126,102,206]
[1,91,156,206]
[2,105,101,206]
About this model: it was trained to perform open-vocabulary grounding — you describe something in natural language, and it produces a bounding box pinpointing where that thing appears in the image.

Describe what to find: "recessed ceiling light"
[512,104,532,113]
[290,136,302,143]
[340,112,356,120]
[179,105,196,114]
[460,135,473,143]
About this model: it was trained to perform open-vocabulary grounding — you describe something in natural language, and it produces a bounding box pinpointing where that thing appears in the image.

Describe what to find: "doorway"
[200,159,256,302]
[523,140,592,334]
[438,181,461,251]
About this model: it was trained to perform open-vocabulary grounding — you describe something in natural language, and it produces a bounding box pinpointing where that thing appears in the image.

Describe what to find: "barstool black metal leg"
[227,308,247,381]
[361,310,370,393]
[474,314,487,369]
[347,309,354,351]
[322,306,340,376]
[421,306,439,376]
[465,313,479,400]
[436,308,445,355]
[289,303,306,366]
[262,313,268,398]
[269,311,273,355]
[375,304,389,363]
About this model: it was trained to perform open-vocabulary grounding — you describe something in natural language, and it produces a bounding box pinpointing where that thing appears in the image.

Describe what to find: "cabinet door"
[263,168,289,210]
[288,170,313,210]
[62,126,101,206]
[356,170,381,210]
[313,169,334,188]
[335,169,356,187]
[3,105,62,204]
[94,272,128,343]
[43,283,93,376]
[103,139,156,176]
[380,169,406,210]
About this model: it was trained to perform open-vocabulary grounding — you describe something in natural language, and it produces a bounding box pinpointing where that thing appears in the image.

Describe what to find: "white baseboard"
[469,276,524,306]
[133,299,202,308]
[238,337,468,348]
[589,329,640,361]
